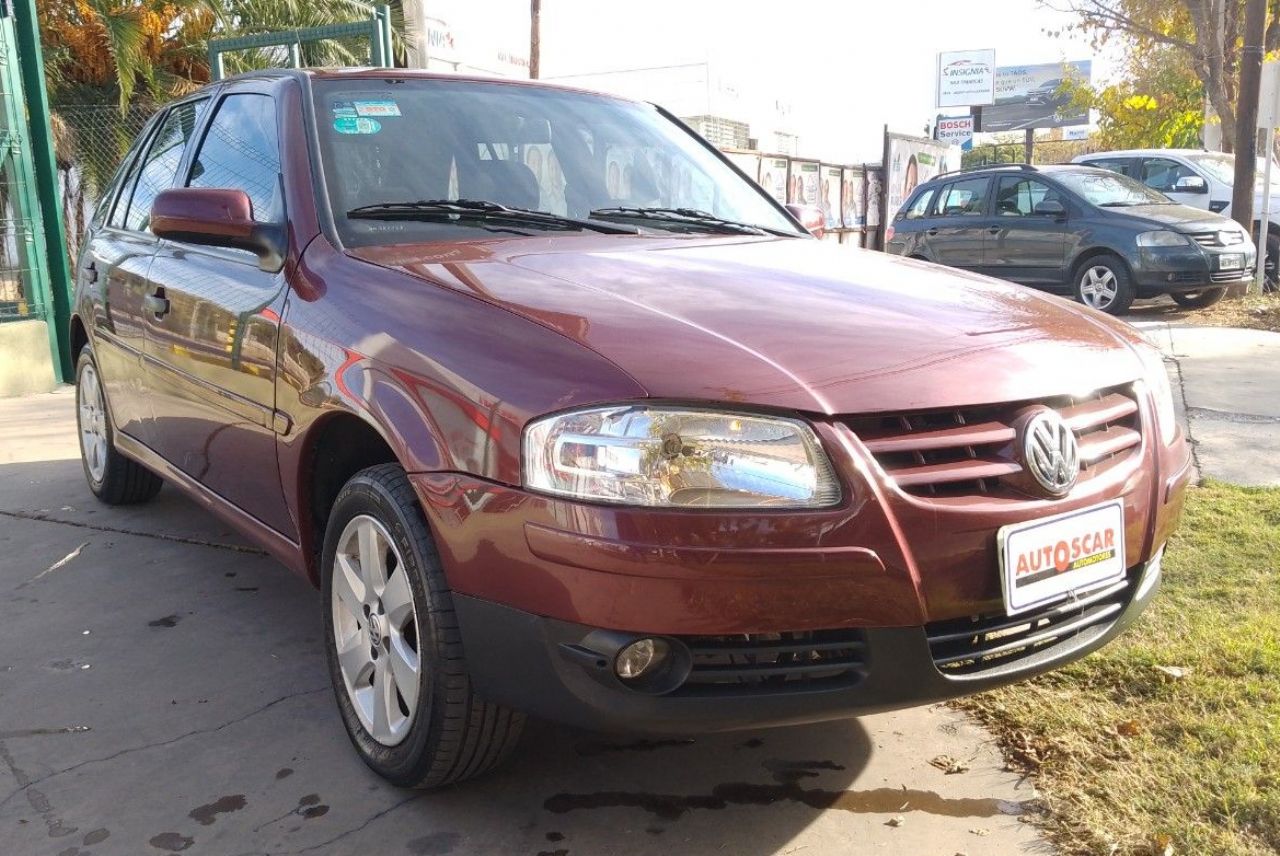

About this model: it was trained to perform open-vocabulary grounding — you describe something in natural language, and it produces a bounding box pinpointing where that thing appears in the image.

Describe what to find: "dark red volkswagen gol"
[72,69,1192,788]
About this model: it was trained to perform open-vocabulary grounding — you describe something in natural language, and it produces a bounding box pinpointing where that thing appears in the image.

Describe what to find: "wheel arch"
[70,314,88,362]
[1069,246,1133,283]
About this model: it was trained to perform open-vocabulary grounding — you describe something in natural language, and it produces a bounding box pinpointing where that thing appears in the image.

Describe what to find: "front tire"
[1252,227,1279,293]
[76,345,162,505]
[1170,287,1227,309]
[321,463,524,788]
[1073,254,1135,315]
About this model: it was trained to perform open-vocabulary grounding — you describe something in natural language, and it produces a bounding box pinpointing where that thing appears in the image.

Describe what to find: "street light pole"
[530,0,541,79]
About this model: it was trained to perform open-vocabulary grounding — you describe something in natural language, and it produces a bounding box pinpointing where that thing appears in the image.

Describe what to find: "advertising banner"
[935,115,974,151]
[759,156,790,204]
[864,166,883,249]
[821,165,843,230]
[788,160,820,206]
[841,167,866,230]
[979,60,1091,132]
[884,132,960,223]
[937,49,996,108]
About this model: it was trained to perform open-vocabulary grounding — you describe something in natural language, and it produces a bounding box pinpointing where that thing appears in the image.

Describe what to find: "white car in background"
[1073,148,1280,290]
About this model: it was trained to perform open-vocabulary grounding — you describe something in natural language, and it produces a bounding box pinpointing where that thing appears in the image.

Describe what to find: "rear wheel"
[1073,254,1135,315]
[1170,288,1227,310]
[1256,228,1280,293]
[76,346,162,505]
[322,463,524,788]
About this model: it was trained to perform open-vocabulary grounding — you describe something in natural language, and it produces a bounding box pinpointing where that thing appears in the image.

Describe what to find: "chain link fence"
[54,103,157,265]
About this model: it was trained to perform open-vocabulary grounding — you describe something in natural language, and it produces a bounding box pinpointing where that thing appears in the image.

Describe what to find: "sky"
[429,0,1103,163]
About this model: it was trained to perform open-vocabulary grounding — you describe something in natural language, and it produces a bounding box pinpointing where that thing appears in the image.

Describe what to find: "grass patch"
[959,481,1280,855]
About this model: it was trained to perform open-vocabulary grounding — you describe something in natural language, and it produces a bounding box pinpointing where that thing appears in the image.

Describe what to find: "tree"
[1047,0,1280,152]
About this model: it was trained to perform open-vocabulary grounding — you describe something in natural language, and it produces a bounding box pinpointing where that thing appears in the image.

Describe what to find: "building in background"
[401,0,530,77]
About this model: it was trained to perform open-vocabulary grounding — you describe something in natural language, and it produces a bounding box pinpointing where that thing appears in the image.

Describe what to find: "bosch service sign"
[935,116,974,151]
[937,49,996,108]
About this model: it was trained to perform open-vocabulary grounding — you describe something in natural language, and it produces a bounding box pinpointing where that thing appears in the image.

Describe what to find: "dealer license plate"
[998,500,1126,615]
[1218,253,1244,270]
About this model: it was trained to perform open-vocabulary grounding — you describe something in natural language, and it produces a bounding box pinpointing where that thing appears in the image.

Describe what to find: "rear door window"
[994,177,1062,216]
[936,177,990,217]
[1080,158,1133,178]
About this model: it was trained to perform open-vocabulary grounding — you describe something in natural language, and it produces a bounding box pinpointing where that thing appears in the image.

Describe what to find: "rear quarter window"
[898,187,936,220]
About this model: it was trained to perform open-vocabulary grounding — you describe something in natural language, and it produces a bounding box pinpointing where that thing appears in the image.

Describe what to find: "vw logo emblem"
[1022,410,1080,496]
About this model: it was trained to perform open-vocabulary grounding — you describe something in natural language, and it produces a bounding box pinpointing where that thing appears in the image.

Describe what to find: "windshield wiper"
[1098,201,1142,207]
[346,199,638,235]
[588,206,796,237]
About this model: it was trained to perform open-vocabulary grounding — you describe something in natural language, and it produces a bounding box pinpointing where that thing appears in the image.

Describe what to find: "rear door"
[141,83,294,536]
[82,100,207,442]
[923,176,992,269]
[984,175,1070,287]
[1138,156,1209,210]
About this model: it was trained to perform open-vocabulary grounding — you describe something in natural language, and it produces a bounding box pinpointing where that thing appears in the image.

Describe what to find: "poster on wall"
[723,150,762,187]
[863,166,883,249]
[758,156,790,204]
[841,167,866,230]
[788,160,820,206]
[820,165,843,230]
[884,132,960,225]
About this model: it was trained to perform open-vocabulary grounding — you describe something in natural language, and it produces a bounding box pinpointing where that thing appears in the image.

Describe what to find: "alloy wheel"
[1079,265,1118,310]
[78,363,108,483]
[330,514,421,747]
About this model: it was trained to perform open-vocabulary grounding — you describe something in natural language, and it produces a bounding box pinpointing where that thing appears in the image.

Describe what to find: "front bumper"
[451,551,1163,734]
[1135,245,1255,292]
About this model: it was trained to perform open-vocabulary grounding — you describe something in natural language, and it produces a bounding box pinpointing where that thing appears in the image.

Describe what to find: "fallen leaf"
[1152,832,1174,855]
[929,754,971,774]
[969,828,990,836]
[885,816,904,828]
[1117,719,1143,737]
[1154,665,1188,680]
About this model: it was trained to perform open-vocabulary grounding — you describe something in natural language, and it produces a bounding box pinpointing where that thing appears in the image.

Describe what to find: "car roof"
[1074,149,1211,159]
[914,162,1114,189]
[213,67,636,103]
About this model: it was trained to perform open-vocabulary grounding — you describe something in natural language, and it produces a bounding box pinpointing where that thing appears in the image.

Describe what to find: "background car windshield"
[311,79,799,245]
[1187,152,1280,187]
[1054,170,1168,206]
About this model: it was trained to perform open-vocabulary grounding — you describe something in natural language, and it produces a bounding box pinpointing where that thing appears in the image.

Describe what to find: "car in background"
[1026,78,1070,108]
[1073,148,1280,290]
[886,163,1255,314]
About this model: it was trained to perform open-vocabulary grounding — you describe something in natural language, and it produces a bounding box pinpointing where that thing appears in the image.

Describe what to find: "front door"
[142,89,294,536]
[984,175,1069,287]
[924,176,992,270]
[85,102,206,441]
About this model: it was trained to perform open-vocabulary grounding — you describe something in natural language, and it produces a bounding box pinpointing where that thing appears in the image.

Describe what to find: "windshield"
[310,78,800,246]
[1054,169,1170,206]
[1187,152,1280,186]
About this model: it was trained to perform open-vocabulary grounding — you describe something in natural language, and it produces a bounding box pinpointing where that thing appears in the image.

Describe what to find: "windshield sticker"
[330,100,356,117]
[353,100,401,117]
[333,116,381,135]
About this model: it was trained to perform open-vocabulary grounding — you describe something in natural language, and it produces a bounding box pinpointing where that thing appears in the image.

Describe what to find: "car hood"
[351,235,1145,414]
[1111,203,1235,232]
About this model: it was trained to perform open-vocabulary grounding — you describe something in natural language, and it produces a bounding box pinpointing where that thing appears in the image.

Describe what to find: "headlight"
[1136,230,1190,247]
[522,406,841,508]
[1136,346,1178,445]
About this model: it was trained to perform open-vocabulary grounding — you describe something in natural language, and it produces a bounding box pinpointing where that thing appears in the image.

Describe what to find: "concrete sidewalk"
[0,391,1046,856]
[1134,323,1280,486]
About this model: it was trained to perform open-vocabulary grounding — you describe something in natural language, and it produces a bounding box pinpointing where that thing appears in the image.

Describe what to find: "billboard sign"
[884,133,960,224]
[788,160,820,206]
[841,167,866,230]
[935,115,974,151]
[979,60,1091,132]
[821,165,843,229]
[759,156,789,204]
[937,49,996,108]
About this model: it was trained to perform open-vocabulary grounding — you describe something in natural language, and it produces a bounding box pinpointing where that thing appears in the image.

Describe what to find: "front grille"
[926,575,1133,675]
[1189,229,1245,247]
[846,385,1142,498]
[673,629,866,694]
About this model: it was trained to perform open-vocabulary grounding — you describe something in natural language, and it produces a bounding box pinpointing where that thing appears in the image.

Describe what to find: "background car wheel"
[76,346,162,505]
[1170,288,1226,310]
[1073,254,1135,315]
[321,463,525,788]
[1251,227,1280,293]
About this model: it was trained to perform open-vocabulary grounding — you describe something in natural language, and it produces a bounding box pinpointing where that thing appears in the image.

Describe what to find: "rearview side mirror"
[1173,175,1208,193]
[785,203,825,239]
[151,188,285,272]
[1033,199,1066,217]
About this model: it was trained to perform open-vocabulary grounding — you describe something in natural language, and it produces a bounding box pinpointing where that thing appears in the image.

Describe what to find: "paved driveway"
[0,391,1045,856]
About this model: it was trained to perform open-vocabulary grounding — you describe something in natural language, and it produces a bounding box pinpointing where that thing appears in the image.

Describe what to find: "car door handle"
[987,226,1001,234]
[84,262,98,283]
[926,228,939,236]
[143,289,170,318]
